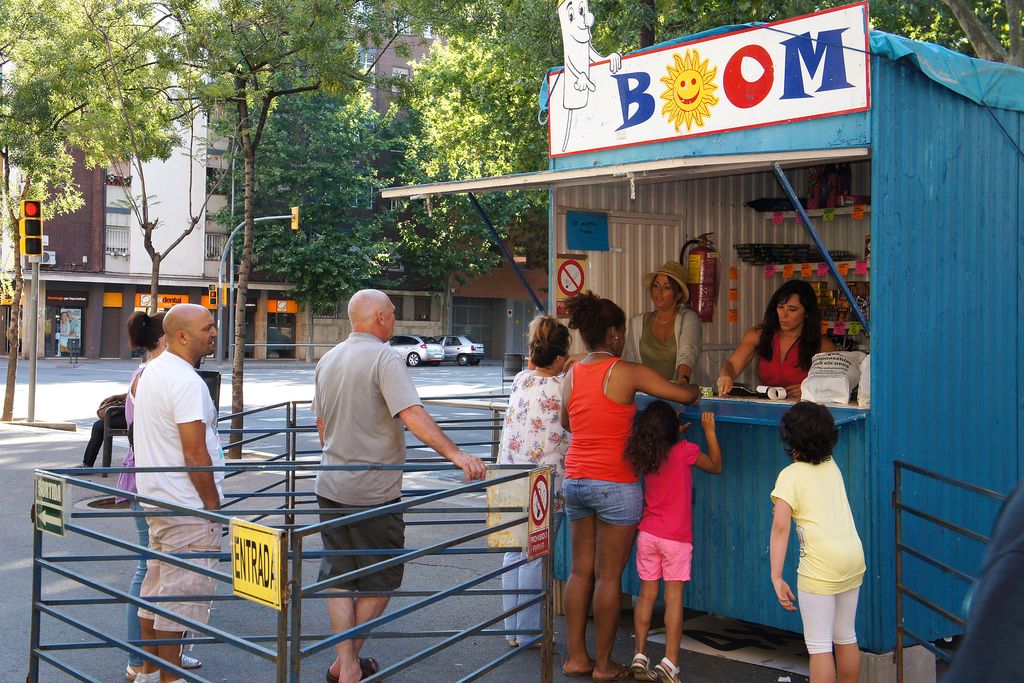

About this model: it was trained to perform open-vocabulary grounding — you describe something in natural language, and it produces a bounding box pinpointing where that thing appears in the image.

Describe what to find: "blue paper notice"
[566,211,609,251]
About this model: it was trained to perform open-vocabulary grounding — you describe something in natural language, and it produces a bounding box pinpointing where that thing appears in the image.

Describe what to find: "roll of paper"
[757,385,788,400]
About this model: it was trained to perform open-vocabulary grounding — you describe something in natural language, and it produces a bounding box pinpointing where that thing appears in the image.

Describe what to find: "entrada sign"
[548,2,870,157]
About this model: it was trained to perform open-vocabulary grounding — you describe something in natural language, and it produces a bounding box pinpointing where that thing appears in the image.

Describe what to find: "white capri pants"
[798,587,860,654]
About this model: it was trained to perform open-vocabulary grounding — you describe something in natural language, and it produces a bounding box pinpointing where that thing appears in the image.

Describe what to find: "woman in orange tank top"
[558,292,701,681]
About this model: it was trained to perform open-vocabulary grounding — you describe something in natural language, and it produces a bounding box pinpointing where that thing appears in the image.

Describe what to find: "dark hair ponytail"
[126,311,165,352]
[528,314,570,368]
[564,291,625,350]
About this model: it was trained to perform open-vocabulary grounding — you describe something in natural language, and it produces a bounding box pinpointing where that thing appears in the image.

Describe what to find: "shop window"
[358,47,377,73]
[413,295,432,321]
[389,295,405,320]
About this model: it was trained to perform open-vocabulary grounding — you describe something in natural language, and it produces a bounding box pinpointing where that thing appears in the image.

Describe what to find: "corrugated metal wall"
[554,164,871,385]
[870,56,1023,650]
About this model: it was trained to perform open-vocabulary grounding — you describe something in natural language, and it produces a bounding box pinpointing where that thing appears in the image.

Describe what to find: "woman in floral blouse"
[499,314,571,647]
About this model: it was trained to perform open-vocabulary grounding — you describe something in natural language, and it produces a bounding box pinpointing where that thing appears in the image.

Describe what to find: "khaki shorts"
[137,514,222,632]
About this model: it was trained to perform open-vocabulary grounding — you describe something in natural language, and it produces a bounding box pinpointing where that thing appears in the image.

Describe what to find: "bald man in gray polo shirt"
[313,289,486,683]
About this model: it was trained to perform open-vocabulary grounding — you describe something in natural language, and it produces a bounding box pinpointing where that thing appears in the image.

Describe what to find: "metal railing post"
[286,402,296,528]
[28,525,43,682]
[894,462,904,683]
[490,408,500,461]
[288,533,304,683]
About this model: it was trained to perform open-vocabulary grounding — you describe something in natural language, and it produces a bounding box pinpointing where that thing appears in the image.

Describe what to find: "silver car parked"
[389,335,444,367]
[432,335,485,366]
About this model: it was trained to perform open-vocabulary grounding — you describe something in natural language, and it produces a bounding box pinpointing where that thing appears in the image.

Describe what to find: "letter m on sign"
[780,28,854,99]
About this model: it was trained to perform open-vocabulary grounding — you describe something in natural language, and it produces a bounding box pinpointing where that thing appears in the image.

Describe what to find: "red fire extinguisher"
[679,233,718,322]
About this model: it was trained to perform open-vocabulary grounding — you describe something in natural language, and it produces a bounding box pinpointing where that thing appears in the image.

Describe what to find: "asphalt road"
[1,357,808,682]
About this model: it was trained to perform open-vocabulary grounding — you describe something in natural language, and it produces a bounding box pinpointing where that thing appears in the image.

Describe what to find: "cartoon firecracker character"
[557,0,621,151]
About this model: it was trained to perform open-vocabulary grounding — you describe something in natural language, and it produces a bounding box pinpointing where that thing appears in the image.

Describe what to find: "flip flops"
[591,664,631,681]
[629,653,658,681]
[326,657,381,683]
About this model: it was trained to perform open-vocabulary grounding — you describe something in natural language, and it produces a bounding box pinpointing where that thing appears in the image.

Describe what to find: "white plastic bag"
[800,351,866,404]
[857,354,870,407]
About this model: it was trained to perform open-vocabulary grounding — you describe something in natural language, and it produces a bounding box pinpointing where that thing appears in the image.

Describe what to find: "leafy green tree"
[219,90,393,361]
[0,0,92,420]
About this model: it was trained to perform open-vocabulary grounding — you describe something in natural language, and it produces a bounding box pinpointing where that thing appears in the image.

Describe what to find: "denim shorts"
[563,478,643,526]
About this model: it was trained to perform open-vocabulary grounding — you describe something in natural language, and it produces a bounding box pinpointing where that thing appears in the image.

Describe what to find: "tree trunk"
[2,171,25,421]
[3,246,24,421]
[149,254,161,314]
[639,0,657,49]
[229,95,255,458]
[305,300,314,363]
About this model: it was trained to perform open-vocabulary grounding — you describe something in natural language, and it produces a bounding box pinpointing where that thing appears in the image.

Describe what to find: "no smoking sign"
[527,468,552,560]
[557,259,585,298]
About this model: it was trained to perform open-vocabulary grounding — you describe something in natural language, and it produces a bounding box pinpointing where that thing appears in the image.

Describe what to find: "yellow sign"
[230,519,285,610]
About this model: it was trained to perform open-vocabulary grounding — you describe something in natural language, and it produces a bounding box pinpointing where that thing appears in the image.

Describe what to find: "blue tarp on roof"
[869,30,1024,113]
[538,27,1024,115]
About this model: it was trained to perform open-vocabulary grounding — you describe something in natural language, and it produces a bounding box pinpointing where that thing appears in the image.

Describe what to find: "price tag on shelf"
[728,266,739,281]
[834,321,848,335]
[817,263,828,276]
[852,205,866,221]
[728,288,738,302]
[823,208,836,222]
[838,262,850,277]
[849,322,862,336]
[800,263,813,277]
[772,211,784,225]
[782,264,795,278]
[821,321,830,335]
[728,309,738,323]
[855,260,868,275]
[765,265,776,278]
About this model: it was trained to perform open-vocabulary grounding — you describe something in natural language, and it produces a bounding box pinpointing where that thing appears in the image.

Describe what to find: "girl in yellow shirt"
[770,402,865,683]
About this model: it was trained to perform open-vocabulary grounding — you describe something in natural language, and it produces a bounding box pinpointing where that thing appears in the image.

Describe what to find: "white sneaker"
[132,673,160,683]
[180,653,202,669]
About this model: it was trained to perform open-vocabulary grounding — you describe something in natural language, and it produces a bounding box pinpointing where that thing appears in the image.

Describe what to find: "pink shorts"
[636,530,693,582]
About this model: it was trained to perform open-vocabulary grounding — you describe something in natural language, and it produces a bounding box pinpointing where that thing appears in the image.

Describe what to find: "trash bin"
[502,353,524,386]
[196,370,222,408]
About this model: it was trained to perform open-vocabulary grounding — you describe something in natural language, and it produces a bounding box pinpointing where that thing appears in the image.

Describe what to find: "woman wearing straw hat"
[624,261,703,384]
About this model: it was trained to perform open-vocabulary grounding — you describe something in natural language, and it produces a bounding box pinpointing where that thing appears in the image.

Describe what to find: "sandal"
[327,657,381,683]
[592,664,631,681]
[630,653,657,681]
[653,658,680,683]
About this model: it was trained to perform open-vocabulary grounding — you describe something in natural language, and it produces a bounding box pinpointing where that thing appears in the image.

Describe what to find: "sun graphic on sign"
[660,49,719,132]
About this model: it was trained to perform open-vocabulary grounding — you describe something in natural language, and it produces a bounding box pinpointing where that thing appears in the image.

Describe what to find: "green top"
[639,313,678,381]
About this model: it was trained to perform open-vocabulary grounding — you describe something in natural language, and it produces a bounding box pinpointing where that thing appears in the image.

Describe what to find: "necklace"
[653,312,675,325]
[586,351,614,359]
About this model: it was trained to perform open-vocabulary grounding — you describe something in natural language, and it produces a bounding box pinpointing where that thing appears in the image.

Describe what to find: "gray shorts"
[317,496,405,591]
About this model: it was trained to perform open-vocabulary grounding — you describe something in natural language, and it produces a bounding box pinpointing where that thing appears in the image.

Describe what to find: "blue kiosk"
[384,3,1024,656]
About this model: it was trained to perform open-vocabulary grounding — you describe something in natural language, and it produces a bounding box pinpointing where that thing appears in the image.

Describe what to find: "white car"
[429,335,485,366]
[389,335,444,367]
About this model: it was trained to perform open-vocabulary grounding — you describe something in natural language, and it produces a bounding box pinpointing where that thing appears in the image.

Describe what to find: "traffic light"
[208,284,218,307]
[19,200,43,257]
[290,206,300,231]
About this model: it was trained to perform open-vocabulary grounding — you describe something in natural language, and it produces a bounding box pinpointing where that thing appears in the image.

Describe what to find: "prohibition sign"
[530,473,549,527]
[557,259,584,298]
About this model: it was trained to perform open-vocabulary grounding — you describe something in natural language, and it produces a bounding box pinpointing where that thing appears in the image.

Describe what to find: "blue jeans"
[501,513,564,643]
[126,501,149,667]
[563,478,643,525]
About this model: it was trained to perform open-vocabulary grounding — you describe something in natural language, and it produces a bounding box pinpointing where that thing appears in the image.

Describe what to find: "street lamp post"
[215,215,291,363]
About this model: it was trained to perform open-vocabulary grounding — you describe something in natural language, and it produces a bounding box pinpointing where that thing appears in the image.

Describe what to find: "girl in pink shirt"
[627,401,723,683]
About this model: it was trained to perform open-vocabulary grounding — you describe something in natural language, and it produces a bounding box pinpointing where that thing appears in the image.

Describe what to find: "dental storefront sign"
[548,2,870,157]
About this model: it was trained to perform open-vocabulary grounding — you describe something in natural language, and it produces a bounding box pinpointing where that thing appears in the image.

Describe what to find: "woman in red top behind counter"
[559,292,701,680]
[717,280,835,400]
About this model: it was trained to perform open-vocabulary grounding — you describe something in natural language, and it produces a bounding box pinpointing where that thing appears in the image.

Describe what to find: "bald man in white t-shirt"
[133,304,221,683]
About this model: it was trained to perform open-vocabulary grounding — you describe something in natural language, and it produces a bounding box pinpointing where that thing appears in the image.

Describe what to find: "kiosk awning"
[380,148,870,199]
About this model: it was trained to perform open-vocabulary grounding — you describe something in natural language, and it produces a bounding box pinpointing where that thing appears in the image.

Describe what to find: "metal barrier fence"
[893,460,1007,682]
[29,396,557,683]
